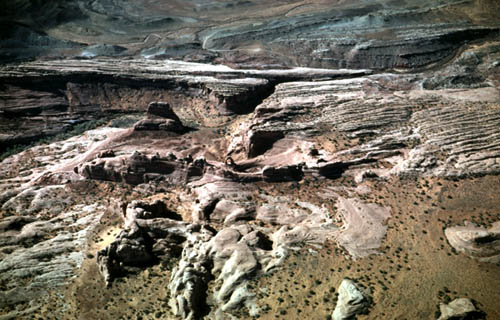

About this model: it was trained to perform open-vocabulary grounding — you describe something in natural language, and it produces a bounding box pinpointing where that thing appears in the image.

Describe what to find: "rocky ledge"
[0,58,369,152]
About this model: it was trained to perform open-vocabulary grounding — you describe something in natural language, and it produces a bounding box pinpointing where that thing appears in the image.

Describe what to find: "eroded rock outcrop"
[0,13,499,318]
[445,221,500,263]
[97,200,191,286]
[228,61,500,180]
[93,173,395,319]
[97,199,271,318]
[0,203,104,309]
[0,59,369,151]
[332,279,371,320]
[133,101,187,133]
[438,298,484,320]
[76,151,206,185]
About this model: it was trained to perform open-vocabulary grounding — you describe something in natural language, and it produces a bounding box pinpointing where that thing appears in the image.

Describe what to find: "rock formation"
[1,0,499,70]
[332,279,371,320]
[438,298,483,320]
[0,1,499,319]
[445,221,500,263]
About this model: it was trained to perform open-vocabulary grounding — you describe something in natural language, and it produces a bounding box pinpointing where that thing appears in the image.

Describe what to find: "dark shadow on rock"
[248,130,285,158]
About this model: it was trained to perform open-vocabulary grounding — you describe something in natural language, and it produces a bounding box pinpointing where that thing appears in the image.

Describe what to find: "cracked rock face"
[0,1,500,319]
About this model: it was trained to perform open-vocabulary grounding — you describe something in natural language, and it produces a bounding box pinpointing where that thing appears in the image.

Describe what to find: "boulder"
[133,118,186,133]
[147,102,181,122]
[262,165,303,182]
[445,221,500,263]
[332,279,371,320]
[438,298,483,320]
[133,101,187,133]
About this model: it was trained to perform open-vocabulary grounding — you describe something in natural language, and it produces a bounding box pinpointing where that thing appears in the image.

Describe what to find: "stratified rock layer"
[1,0,499,70]
[0,59,369,151]
[0,22,499,320]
